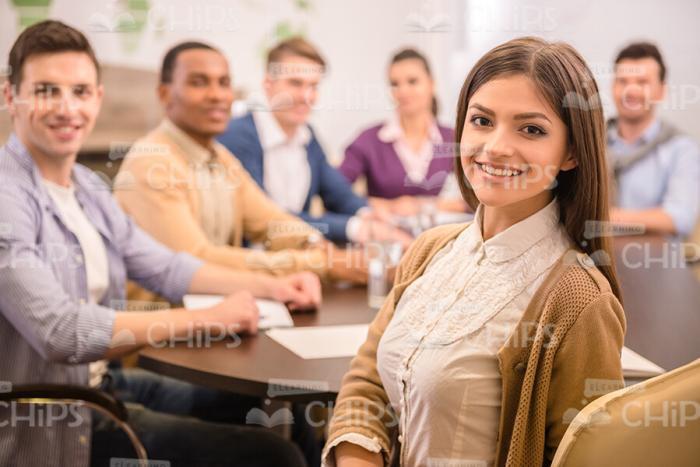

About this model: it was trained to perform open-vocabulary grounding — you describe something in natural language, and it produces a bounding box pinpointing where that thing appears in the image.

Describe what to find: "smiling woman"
[454,37,621,299]
[459,75,574,231]
[325,37,626,467]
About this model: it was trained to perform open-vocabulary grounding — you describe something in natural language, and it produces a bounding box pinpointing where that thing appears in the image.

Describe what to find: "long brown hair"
[390,48,438,117]
[454,37,622,302]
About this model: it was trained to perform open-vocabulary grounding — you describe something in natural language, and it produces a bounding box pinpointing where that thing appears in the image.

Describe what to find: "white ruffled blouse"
[323,198,574,467]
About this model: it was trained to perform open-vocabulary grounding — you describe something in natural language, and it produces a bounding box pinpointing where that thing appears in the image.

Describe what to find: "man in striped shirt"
[0,20,319,466]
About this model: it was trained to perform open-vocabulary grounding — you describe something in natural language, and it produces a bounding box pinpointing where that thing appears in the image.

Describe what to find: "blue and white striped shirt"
[0,134,203,466]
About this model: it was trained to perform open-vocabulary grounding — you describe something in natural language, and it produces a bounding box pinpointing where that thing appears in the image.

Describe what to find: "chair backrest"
[0,384,148,463]
[552,358,700,467]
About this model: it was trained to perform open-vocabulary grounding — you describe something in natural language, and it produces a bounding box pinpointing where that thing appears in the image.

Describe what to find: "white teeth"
[53,126,78,134]
[478,162,522,177]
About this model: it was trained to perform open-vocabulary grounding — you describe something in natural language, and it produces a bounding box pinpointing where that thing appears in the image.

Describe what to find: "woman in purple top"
[340,48,466,215]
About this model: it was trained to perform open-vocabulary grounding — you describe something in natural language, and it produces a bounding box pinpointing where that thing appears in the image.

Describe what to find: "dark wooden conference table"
[139,235,700,403]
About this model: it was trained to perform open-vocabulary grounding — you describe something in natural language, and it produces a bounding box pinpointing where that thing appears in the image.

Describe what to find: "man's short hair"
[8,20,100,88]
[160,41,219,84]
[614,41,666,82]
[266,37,326,75]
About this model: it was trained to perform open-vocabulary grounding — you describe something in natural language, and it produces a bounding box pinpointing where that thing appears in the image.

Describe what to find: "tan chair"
[552,358,700,467]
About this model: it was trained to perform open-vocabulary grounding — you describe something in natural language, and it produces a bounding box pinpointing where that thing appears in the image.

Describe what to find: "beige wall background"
[1,0,698,163]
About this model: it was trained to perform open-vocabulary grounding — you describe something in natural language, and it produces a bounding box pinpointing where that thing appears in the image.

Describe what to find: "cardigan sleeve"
[544,291,626,463]
[114,150,329,278]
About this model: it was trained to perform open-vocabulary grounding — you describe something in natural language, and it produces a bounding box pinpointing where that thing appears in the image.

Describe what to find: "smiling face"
[389,58,434,117]
[159,48,233,145]
[460,74,577,212]
[4,51,103,162]
[264,55,323,132]
[612,57,665,124]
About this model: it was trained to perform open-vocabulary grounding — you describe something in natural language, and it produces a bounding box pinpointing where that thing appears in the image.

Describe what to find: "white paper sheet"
[183,294,294,330]
[179,299,668,377]
[621,346,665,378]
[266,324,370,359]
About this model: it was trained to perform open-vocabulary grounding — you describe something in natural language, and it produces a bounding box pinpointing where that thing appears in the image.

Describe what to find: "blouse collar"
[461,198,562,264]
[377,113,443,145]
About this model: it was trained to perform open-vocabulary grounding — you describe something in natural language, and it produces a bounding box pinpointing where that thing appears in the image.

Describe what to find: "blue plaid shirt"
[0,133,203,466]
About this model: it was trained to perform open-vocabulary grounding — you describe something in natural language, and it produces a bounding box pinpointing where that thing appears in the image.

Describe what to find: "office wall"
[451,0,700,141]
[1,0,698,160]
[0,0,454,162]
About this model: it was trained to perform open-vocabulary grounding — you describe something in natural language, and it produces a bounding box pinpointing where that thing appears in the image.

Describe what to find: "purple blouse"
[340,121,456,199]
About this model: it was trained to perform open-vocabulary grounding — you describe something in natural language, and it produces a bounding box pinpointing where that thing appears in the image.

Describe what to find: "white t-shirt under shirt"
[253,110,312,214]
[252,110,365,241]
[42,179,110,388]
